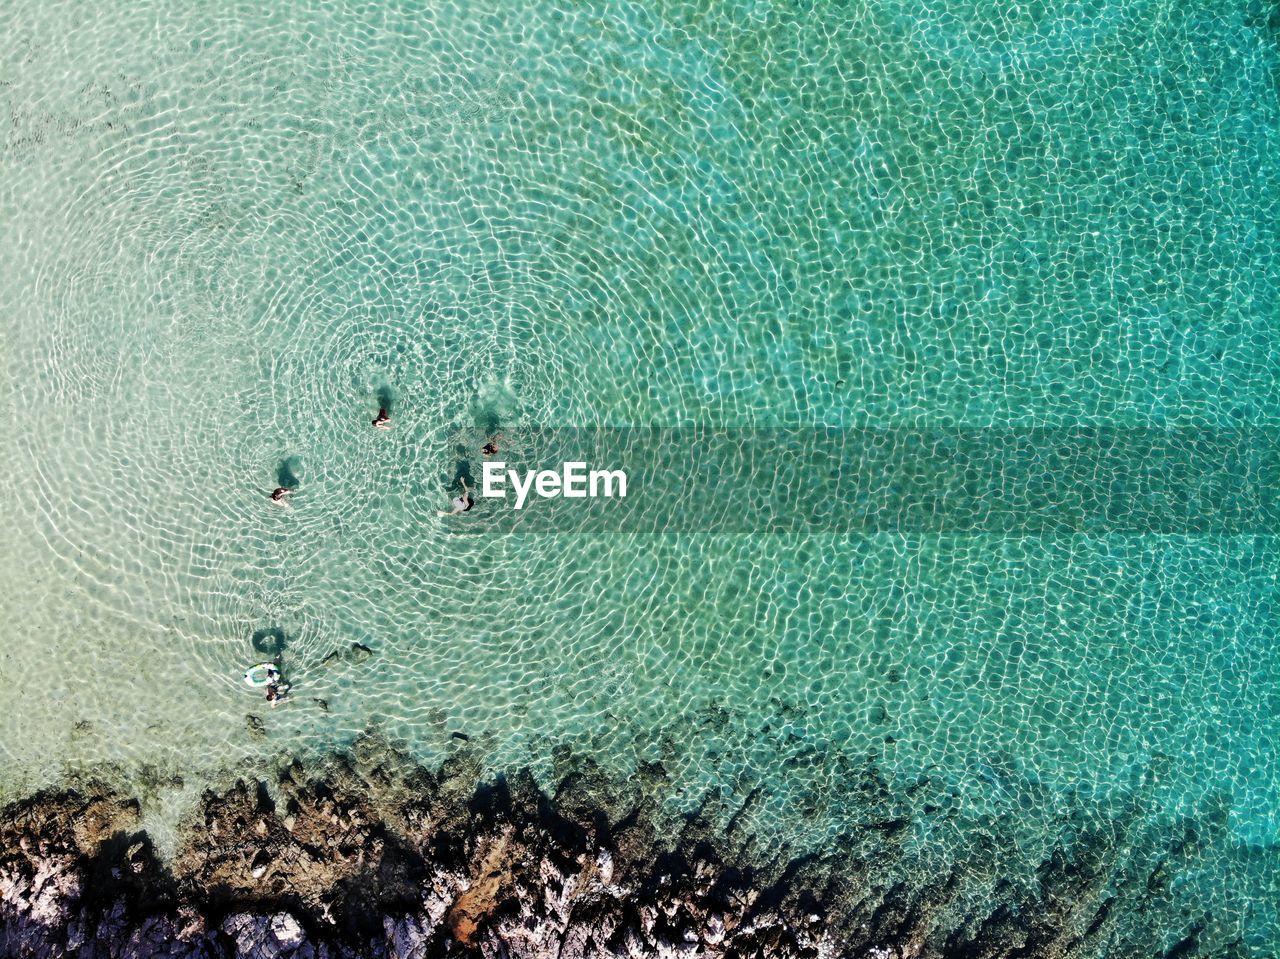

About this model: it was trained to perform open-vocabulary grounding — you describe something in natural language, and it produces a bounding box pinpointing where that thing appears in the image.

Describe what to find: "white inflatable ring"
[243,663,279,688]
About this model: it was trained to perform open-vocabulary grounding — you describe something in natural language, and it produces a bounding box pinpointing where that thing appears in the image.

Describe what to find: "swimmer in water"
[437,477,474,516]
[262,663,289,706]
[270,487,293,507]
[372,408,392,430]
[266,678,290,707]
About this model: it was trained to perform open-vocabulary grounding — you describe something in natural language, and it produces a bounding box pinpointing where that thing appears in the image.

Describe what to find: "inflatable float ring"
[243,662,279,688]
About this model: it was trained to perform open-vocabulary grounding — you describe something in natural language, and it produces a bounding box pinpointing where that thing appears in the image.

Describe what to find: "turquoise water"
[1,0,1278,949]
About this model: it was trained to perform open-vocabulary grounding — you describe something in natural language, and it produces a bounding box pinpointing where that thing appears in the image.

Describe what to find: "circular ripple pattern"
[1,0,1279,951]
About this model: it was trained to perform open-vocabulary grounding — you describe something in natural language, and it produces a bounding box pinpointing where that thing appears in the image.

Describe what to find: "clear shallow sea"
[1,0,1278,949]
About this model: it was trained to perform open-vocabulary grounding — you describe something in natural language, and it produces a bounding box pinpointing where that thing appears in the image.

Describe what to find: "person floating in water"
[372,407,392,430]
[481,437,500,456]
[270,487,293,507]
[437,477,474,516]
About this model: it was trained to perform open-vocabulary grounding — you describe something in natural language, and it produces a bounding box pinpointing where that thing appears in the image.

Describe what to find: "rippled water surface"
[1,0,1278,949]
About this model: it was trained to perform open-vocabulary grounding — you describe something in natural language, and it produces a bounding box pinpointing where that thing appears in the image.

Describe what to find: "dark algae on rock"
[0,737,1261,958]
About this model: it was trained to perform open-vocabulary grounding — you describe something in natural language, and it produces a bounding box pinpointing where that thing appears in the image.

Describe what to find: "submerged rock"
[319,644,375,670]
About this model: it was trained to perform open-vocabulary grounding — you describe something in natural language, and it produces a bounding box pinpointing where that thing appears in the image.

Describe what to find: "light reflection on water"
[0,0,1276,948]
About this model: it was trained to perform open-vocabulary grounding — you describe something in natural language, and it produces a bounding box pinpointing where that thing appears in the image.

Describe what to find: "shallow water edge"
[0,735,1264,959]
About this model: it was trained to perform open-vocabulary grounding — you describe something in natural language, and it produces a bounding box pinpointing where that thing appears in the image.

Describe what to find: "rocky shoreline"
[0,737,1255,958]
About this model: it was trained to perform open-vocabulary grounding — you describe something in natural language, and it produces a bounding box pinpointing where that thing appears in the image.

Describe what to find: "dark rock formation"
[0,737,1259,958]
